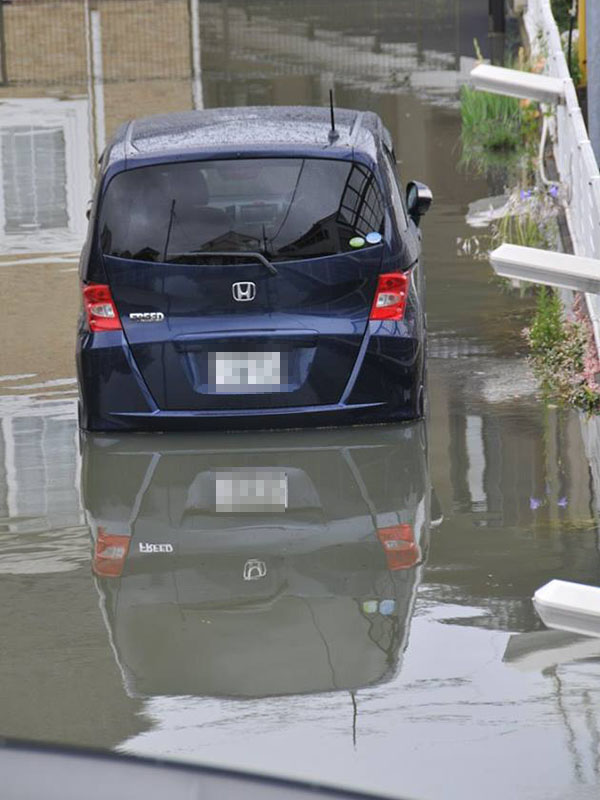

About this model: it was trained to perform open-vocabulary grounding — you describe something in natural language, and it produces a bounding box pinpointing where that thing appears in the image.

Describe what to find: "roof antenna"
[328,89,339,144]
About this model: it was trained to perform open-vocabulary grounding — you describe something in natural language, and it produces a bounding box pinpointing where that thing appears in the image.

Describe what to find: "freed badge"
[129,312,165,322]
[139,543,173,553]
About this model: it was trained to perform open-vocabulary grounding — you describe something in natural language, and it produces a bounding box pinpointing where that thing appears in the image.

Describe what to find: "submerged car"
[77,106,432,432]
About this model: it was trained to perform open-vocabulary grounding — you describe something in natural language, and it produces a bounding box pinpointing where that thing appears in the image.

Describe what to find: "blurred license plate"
[213,351,281,388]
[215,471,288,512]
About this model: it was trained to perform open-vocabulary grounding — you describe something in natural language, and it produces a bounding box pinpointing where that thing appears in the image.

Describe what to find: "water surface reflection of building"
[427,364,600,633]
[0,0,488,143]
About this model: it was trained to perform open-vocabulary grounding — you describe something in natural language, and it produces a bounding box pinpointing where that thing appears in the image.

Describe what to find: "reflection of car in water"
[80,423,431,699]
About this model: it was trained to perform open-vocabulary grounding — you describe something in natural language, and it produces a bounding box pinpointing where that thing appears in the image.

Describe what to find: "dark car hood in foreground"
[1,740,401,800]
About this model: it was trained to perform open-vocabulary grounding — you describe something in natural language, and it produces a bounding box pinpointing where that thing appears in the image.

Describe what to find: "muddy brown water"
[1,2,600,799]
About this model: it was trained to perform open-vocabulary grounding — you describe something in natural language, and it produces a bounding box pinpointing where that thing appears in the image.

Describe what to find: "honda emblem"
[243,559,267,581]
[232,281,257,302]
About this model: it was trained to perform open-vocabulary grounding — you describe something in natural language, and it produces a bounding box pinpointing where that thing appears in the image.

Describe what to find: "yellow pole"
[579,0,587,84]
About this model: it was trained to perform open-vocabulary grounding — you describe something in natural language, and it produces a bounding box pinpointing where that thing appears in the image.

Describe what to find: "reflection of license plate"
[212,351,281,388]
[215,471,288,512]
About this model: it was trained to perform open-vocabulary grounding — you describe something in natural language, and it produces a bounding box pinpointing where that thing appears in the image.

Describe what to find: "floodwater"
[1,2,600,799]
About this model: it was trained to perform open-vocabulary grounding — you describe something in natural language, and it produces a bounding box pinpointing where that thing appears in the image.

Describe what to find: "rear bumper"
[108,401,415,432]
[81,400,421,432]
[77,326,424,432]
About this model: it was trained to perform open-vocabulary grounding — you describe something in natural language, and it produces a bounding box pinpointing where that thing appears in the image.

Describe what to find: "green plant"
[550,0,581,83]
[551,0,573,32]
[493,211,548,248]
[460,43,545,178]
[460,86,523,152]
[564,35,582,86]
[491,191,560,251]
[524,289,600,415]
[457,137,524,182]
[527,286,566,360]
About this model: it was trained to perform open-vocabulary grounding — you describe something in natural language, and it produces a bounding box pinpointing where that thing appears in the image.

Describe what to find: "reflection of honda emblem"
[232,281,257,302]
[243,558,267,581]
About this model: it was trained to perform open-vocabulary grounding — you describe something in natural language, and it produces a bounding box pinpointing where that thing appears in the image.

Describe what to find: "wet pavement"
[1,2,600,799]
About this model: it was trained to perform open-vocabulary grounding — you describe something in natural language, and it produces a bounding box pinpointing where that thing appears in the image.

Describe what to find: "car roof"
[105,106,393,170]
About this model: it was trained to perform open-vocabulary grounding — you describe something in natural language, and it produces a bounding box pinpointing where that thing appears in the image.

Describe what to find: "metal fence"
[0,0,88,86]
[0,0,192,87]
[0,0,482,89]
[524,0,600,346]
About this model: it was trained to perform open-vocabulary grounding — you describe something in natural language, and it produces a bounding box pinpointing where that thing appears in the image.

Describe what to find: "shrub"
[524,289,600,415]
[551,0,572,32]
[491,186,560,251]
[460,86,523,152]
[527,286,566,361]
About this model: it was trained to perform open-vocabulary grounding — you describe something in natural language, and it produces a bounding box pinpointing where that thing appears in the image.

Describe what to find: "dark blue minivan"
[77,106,431,431]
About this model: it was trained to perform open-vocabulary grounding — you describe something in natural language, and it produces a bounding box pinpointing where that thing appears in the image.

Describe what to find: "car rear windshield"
[99,158,385,264]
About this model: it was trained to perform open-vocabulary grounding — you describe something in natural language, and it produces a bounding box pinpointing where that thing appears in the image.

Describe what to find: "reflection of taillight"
[82,283,122,332]
[377,524,420,570]
[370,271,410,321]
[92,528,130,578]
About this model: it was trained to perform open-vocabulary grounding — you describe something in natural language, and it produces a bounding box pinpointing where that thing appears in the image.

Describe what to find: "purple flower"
[557,497,568,507]
[520,189,533,200]
[530,497,543,510]
[549,185,559,198]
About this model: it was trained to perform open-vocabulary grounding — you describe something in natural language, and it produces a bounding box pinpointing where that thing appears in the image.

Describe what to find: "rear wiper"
[163,198,176,262]
[172,251,278,275]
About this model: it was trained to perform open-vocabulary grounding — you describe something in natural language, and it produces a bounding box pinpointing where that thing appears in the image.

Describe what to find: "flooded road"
[1,2,600,799]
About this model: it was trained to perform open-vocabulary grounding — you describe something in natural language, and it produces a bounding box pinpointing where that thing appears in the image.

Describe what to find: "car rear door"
[99,156,386,411]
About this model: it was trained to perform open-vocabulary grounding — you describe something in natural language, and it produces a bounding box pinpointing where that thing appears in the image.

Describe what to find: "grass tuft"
[460,86,524,152]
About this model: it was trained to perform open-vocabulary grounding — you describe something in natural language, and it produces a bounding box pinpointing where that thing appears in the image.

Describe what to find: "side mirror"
[406,181,432,224]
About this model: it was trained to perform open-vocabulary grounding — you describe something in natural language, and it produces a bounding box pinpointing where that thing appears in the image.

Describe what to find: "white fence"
[524,0,600,504]
[524,0,600,343]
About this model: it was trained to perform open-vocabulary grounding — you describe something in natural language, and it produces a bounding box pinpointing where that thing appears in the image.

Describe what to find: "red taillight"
[82,283,122,332]
[377,524,420,570]
[370,271,410,321]
[92,528,130,578]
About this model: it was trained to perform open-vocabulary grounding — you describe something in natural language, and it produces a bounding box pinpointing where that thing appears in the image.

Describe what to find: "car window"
[98,158,385,264]
[381,148,408,232]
